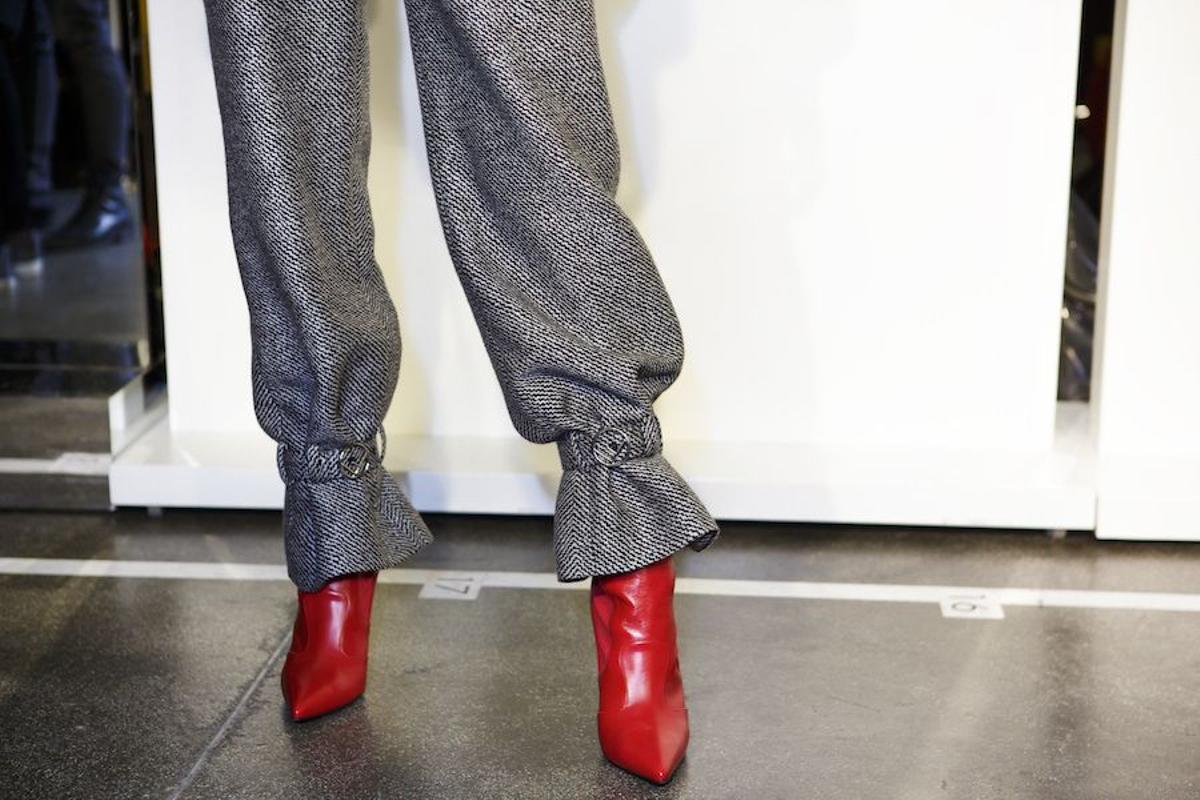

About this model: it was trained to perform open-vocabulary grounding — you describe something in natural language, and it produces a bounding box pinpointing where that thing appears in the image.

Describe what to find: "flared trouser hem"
[554,454,718,582]
[282,472,433,593]
[552,415,719,581]
[275,433,433,593]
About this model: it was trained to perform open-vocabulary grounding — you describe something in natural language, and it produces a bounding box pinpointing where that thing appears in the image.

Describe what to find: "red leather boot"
[590,556,689,784]
[281,571,378,721]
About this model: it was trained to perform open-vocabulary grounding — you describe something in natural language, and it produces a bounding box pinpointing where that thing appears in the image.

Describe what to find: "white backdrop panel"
[1093,0,1200,540]
[135,0,1085,526]
[152,0,1079,450]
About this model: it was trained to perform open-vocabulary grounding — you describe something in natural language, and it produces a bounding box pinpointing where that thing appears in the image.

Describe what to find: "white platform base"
[110,402,1097,532]
[1096,455,1200,541]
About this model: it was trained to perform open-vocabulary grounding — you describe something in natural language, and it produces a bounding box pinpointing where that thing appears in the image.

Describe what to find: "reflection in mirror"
[0,0,162,509]
[1058,0,1114,402]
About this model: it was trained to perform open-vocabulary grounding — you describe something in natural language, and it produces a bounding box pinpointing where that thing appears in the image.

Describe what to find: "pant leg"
[0,0,52,231]
[50,0,127,191]
[202,0,432,592]
[22,0,55,224]
[0,23,24,233]
[402,0,718,580]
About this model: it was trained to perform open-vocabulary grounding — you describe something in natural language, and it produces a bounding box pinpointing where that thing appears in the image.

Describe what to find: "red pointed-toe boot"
[281,571,378,722]
[590,556,690,785]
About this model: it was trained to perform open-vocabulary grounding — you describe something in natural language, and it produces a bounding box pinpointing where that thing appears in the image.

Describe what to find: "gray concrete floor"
[2,511,1200,799]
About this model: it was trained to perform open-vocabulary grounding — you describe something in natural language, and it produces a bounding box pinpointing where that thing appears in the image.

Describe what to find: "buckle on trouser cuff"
[276,427,388,484]
[556,416,663,471]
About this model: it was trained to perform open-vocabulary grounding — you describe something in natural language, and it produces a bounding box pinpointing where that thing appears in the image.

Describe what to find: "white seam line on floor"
[3,557,1200,613]
[167,627,292,800]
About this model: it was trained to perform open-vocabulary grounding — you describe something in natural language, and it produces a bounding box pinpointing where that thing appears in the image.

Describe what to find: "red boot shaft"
[281,571,378,721]
[590,557,689,784]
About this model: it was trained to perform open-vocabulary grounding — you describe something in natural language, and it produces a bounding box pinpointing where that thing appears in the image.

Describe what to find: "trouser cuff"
[553,416,719,581]
[276,431,433,592]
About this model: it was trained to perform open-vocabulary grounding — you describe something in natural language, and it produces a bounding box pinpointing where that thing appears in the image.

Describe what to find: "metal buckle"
[589,426,633,468]
[338,442,373,479]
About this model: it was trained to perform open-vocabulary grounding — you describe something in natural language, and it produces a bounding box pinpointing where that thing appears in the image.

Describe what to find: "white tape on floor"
[0,453,111,476]
[3,557,1200,616]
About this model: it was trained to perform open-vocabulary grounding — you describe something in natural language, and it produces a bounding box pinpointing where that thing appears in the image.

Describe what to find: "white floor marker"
[940,593,1005,620]
[419,573,484,601]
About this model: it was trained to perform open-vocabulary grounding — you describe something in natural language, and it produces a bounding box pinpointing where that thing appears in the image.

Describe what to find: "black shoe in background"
[0,243,15,290]
[9,229,44,275]
[46,184,134,252]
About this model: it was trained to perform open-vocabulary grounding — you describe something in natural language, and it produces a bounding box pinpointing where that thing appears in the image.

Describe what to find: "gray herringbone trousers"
[202,0,718,592]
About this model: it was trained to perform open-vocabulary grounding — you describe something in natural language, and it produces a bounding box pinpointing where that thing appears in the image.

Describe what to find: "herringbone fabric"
[202,0,718,591]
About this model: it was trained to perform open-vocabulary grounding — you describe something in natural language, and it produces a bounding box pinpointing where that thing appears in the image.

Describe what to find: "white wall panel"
[126,0,1087,527]
[1093,0,1200,540]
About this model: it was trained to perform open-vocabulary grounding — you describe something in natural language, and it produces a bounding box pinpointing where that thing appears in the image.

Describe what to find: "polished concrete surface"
[0,395,113,509]
[0,190,149,509]
[0,190,147,346]
[0,395,110,458]
[2,512,1200,798]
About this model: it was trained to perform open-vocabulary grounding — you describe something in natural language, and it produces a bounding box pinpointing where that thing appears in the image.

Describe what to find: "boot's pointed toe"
[598,706,689,784]
[280,571,377,721]
[282,658,367,721]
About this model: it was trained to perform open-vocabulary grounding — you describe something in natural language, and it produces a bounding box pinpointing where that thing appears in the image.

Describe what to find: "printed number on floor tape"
[940,592,1005,620]
[419,574,484,601]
